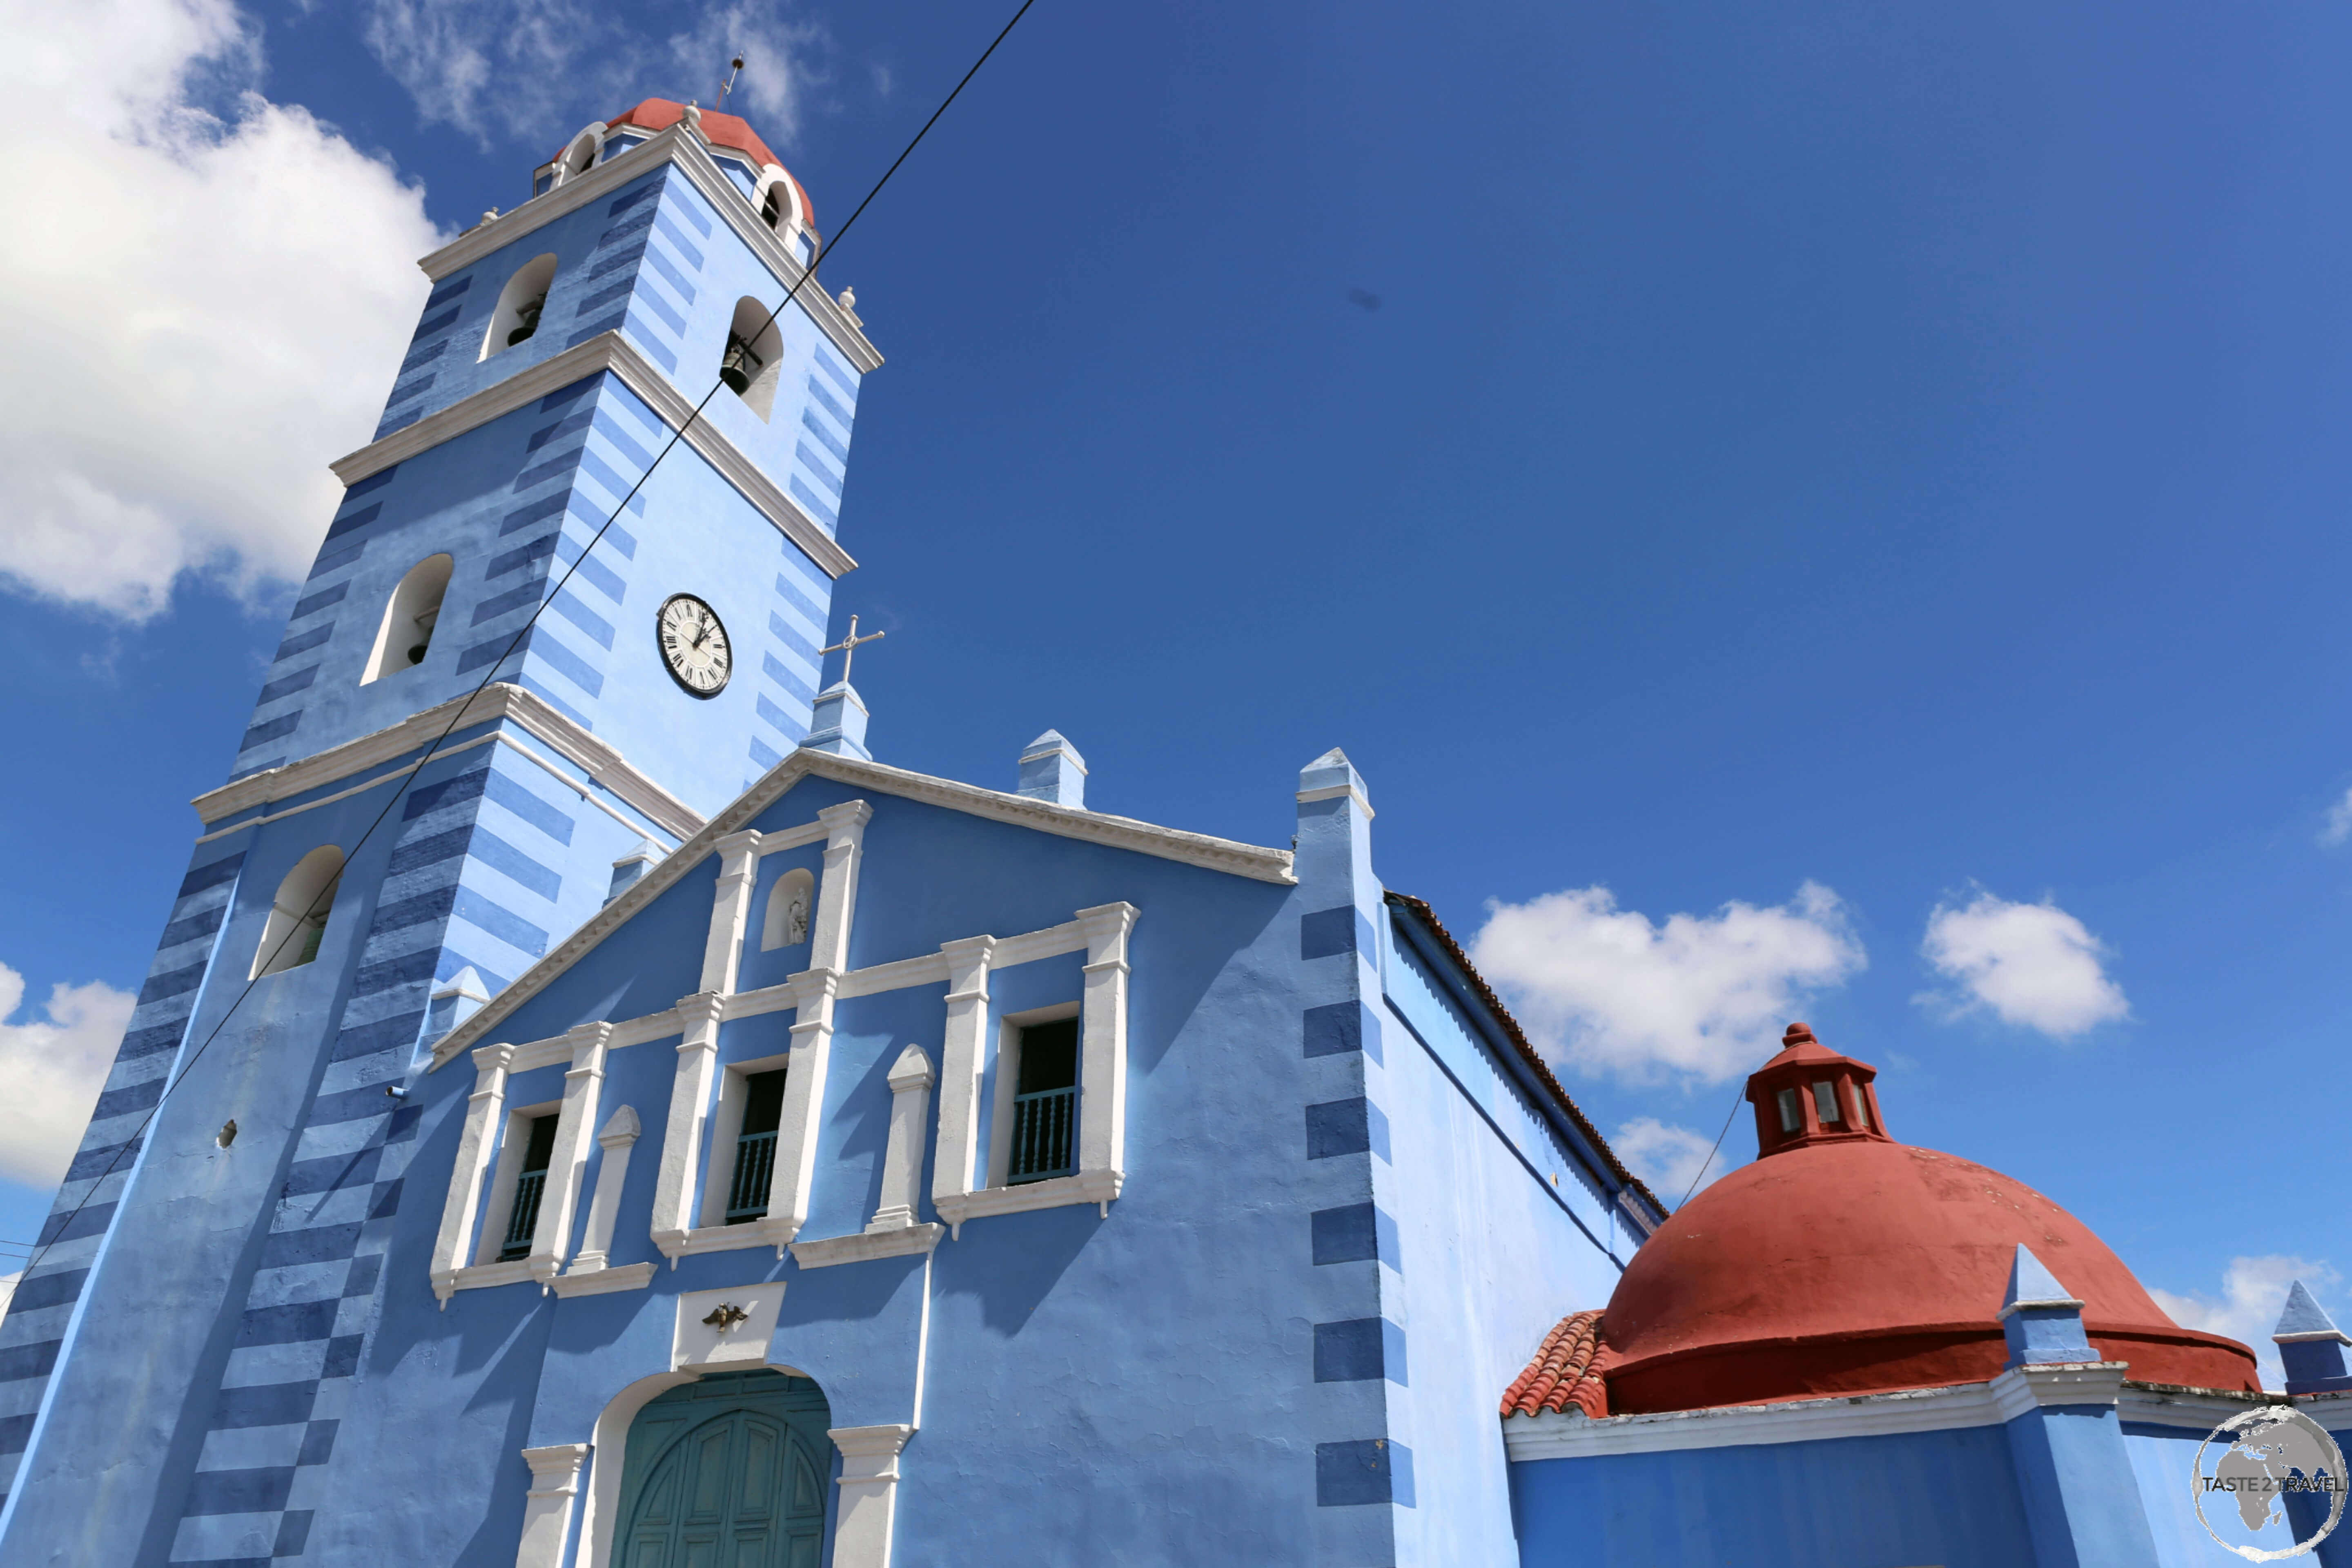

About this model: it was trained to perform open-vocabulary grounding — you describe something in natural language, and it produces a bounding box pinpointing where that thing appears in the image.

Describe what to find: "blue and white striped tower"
[0,97,878,1565]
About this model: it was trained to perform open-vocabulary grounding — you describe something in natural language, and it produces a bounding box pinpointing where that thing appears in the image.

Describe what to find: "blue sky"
[2,0,2347,1363]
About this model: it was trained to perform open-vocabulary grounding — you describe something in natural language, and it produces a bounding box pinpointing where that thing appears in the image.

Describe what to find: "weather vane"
[820,614,886,685]
[717,56,745,114]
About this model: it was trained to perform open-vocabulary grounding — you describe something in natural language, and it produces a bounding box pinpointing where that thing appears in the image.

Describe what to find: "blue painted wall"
[1508,1425,2040,1566]
[97,755,1648,1568]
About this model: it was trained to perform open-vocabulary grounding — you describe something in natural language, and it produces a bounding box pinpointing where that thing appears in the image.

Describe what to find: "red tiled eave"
[1504,1310,1610,1418]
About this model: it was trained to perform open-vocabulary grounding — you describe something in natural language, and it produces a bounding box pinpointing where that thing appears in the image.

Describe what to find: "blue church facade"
[2,94,2345,1568]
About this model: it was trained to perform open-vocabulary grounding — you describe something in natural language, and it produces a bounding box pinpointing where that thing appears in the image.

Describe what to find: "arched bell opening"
[251,845,345,979]
[721,296,785,421]
[481,254,558,361]
[361,554,454,684]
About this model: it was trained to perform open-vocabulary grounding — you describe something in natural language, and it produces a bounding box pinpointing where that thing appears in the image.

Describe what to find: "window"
[760,868,814,951]
[1775,1086,1800,1134]
[497,1114,562,1261]
[361,554,453,684]
[251,846,344,979]
[482,254,558,361]
[1851,1085,1871,1131]
[1811,1080,1841,1125]
[1006,1018,1080,1185]
[720,296,785,421]
[725,1070,788,1224]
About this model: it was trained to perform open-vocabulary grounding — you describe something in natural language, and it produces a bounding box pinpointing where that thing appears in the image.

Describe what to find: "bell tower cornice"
[325,329,855,581]
[419,120,881,376]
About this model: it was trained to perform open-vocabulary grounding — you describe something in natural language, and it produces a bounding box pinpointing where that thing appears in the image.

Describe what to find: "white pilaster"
[566,1104,641,1274]
[1075,903,1139,1183]
[765,969,838,1245]
[651,992,727,1259]
[808,801,872,974]
[699,829,765,994]
[528,1021,612,1286]
[828,1424,914,1568]
[514,1442,590,1568]
[930,935,995,1210]
[432,1042,514,1304]
[868,1046,935,1232]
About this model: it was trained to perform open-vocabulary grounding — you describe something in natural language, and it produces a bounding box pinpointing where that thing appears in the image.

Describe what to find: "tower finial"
[819,614,886,686]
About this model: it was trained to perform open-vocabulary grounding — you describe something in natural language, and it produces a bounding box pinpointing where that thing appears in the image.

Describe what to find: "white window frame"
[475,1098,563,1267]
[697,1051,791,1228]
[986,1001,1082,1190]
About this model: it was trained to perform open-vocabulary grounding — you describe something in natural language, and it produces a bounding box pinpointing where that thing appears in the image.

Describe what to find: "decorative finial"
[1784,1022,1816,1046]
[480,208,500,225]
[837,286,856,312]
[684,102,704,137]
[819,613,886,685]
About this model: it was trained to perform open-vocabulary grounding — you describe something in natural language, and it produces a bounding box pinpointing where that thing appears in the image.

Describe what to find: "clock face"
[657,594,732,697]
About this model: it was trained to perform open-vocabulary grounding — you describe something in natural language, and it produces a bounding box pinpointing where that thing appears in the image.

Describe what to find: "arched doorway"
[615,1370,833,1566]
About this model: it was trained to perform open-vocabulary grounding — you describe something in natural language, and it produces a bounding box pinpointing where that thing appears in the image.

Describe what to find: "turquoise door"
[617,1370,833,1568]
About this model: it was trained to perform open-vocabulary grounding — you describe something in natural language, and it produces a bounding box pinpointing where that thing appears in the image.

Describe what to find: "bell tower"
[0,99,878,1564]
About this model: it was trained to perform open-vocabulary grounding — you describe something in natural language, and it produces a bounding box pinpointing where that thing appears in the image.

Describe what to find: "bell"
[721,331,764,395]
[507,292,546,347]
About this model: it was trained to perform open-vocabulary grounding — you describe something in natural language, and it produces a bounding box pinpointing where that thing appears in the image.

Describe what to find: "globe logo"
[2192,1405,2345,1560]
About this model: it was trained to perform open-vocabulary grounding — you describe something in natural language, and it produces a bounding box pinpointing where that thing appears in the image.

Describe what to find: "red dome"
[1600,1026,2259,1413]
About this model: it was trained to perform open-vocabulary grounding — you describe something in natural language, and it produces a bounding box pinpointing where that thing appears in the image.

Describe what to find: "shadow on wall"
[933,1202,1101,1339]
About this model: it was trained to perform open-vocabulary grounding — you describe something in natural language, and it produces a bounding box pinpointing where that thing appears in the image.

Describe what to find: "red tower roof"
[1593,1024,2259,1413]
[571,99,813,228]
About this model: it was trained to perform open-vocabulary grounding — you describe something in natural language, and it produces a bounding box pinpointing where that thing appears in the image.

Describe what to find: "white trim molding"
[935,1170,1123,1238]
[515,1442,591,1568]
[328,330,856,581]
[423,122,881,373]
[436,746,1277,1070]
[195,682,702,845]
[790,1224,944,1270]
[1503,1362,2134,1461]
[828,1424,915,1568]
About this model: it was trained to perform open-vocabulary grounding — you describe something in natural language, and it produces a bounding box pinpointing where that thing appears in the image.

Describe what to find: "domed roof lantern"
[1743,1022,1891,1158]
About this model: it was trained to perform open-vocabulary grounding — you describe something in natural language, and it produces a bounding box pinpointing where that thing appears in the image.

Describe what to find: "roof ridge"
[1383,891,1665,1217]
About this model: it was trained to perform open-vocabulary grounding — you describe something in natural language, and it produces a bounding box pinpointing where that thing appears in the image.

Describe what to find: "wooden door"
[618,1373,831,1568]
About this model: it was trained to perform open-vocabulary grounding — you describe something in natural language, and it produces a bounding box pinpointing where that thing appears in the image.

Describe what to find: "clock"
[656,594,732,697]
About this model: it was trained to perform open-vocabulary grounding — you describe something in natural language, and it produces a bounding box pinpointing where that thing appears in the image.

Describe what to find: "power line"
[20,0,1038,1283]
[1677,1073,1752,1211]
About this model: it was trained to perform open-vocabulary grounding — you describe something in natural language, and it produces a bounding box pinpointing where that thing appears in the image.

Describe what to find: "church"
[0,96,2344,1568]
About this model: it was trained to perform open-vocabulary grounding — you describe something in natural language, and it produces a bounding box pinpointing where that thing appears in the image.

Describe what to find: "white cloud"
[0,0,446,620]
[672,5,825,148]
[2152,1257,2340,1390]
[0,962,137,1188]
[871,62,895,98]
[1613,1117,1736,1203]
[2323,787,2352,846]
[358,0,824,150]
[1469,882,1865,1085]
[1917,890,2128,1039]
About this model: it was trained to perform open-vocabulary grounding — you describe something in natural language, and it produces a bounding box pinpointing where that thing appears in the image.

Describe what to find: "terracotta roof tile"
[1503,1310,1610,1418]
